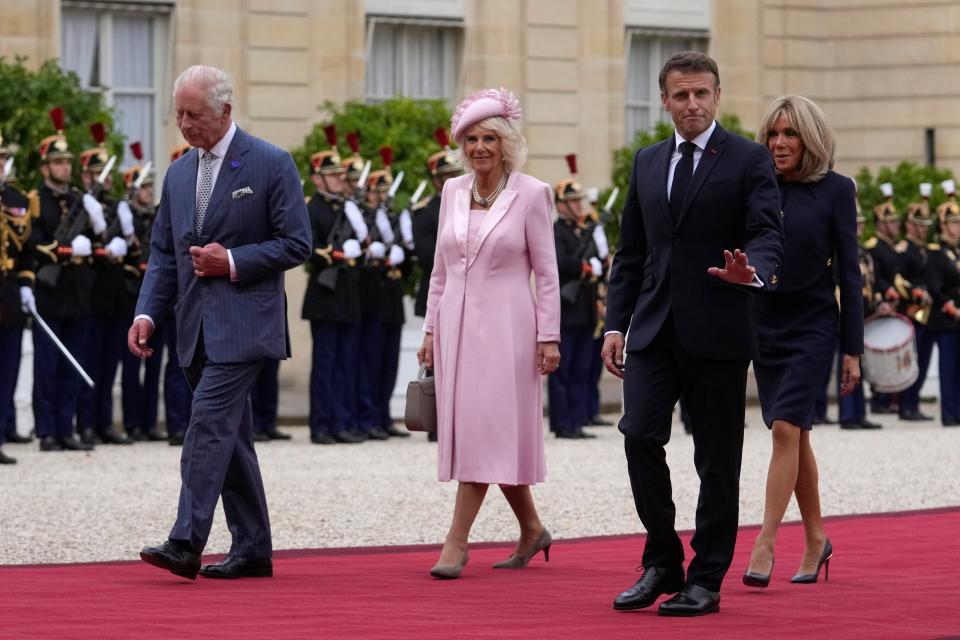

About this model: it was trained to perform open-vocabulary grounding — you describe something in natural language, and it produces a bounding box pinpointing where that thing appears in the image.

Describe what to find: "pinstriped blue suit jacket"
[135,126,312,365]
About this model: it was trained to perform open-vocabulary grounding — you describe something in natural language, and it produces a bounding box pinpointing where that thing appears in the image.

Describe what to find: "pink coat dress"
[424,171,561,485]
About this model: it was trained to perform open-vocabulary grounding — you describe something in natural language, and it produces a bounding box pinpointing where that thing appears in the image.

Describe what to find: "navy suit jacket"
[606,124,784,361]
[136,127,312,365]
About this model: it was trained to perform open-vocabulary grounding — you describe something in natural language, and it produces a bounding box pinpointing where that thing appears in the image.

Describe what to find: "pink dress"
[424,172,561,485]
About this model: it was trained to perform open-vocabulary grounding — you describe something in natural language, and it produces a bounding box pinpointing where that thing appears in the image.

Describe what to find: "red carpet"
[2,508,958,639]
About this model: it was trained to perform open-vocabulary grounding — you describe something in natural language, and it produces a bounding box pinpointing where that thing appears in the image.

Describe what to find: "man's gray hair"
[173,65,233,113]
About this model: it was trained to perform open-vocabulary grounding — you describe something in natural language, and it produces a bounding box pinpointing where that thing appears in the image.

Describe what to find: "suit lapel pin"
[230,158,240,169]
[709,148,717,155]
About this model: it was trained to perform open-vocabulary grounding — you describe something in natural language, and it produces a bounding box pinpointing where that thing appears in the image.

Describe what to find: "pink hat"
[450,87,522,144]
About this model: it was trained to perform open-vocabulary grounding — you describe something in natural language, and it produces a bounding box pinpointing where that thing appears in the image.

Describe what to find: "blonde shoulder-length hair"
[756,95,835,183]
[451,116,528,174]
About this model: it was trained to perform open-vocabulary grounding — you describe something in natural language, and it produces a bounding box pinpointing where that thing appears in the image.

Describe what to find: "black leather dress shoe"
[383,424,410,438]
[311,432,336,445]
[427,431,438,442]
[58,436,94,451]
[140,540,201,580]
[859,419,882,429]
[840,422,863,430]
[128,429,147,442]
[555,431,580,439]
[590,415,614,426]
[253,431,270,442]
[899,410,934,421]
[366,427,390,441]
[613,567,685,611]
[658,584,720,617]
[39,436,62,452]
[0,448,16,464]
[575,428,597,439]
[169,433,185,446]
[334,431,364,444]
[265,428,292,440]
[79,428,98,446]
[99,429,133,445]
[5,432,33,444]
[347,429,369,442]
[199,555,273,579]
[146,429,167,441]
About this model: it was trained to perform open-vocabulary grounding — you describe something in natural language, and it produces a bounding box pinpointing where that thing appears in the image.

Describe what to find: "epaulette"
[863,237,878,249]
[894,240,909,253]
[411,196,432,212]
[928,243,941,251]
[28,190,40,218]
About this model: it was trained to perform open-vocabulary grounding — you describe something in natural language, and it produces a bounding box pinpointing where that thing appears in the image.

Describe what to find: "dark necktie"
[669,141,696,226]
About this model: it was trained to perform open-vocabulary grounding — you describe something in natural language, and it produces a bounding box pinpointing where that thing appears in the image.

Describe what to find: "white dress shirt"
[135,122,239,328]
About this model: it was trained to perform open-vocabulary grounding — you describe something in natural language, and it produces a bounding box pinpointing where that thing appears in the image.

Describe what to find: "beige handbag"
[404,365,437,433]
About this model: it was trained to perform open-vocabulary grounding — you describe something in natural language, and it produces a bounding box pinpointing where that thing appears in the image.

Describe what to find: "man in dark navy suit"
[128,65,311,580]
[602,52,783,616]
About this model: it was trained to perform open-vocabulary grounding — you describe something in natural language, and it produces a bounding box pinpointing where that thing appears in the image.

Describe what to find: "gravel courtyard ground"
[3,403,958,565]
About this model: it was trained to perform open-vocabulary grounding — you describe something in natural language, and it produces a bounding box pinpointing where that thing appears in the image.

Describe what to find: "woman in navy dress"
[743,96,863,587]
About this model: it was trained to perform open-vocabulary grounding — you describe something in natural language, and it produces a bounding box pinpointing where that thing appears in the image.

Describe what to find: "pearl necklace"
[472,173,508,208]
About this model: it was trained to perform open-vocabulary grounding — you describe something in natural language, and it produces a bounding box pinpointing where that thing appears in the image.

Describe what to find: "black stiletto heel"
[791,538,832,584]
[743,555,774,588]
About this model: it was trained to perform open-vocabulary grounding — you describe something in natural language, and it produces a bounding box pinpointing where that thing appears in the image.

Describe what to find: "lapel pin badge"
[231,159,240,169]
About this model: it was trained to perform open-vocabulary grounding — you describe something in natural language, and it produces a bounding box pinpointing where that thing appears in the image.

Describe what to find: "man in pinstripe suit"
[128,65,311,580]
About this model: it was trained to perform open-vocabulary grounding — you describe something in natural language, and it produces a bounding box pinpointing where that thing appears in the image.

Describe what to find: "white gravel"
[3,403,958,565]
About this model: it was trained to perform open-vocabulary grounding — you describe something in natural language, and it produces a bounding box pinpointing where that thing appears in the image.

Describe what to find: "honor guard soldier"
[926,179,960,427]
[303,125,366,444]
[74,123,134,445]
[356,146,409,440]
[839,191,884,430]
[152,144,195,446]
[118,142,167,442]
[894,184,936,421]
[865,182,904,414]
[0,135,34,462]
[549,154,602,439]
[412,127,463,319]
[28,107,99,451]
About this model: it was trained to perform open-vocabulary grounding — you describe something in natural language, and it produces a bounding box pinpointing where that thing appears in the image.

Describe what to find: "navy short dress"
[755,170,864,430]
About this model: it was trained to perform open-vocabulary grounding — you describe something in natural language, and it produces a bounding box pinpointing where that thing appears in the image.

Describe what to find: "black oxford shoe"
[658,584,720,617]
[59,436,93,451]
[140,540,201,580]
[99,429,133,445]
[310,432,336,445]
[0,448,16,464]
[613,567,685,611]
[265,428,292,440]
[199,556,272,579]
[334,431,364,444]
[366,427,390,441]
[39,436,62,452]
[383,424,410,438]
[5,432,33,444]
[169,433,185,446]
[899,410,933,422]
[253,431,270,442]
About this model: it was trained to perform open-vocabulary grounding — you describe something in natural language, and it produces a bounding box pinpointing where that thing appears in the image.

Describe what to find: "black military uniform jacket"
[89,193,134,318]
[29,183,93,319]
[926,241,960,332]
[554,217,597,330]
[411,194,439,317]
[362,203,407,327]
[302,193,361,324]
[865,233,901,305]
[0,184,33,328]
[895,237,930,316]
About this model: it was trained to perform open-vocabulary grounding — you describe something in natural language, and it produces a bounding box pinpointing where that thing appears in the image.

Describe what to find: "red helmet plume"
[323,124,338,148]
[90,122,107,146]
[379,145,393,168]
[49,107,66,132]
[129,141,144,162]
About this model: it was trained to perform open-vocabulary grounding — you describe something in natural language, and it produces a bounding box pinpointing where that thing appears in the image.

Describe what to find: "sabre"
[354,160,372,201]
[29,308,95,388]
[410,179,427,205]
[387,170,405,200]
[133,161,152,190]
[602,187,620,215]
[2,156,13,182]
[96,155,117,186]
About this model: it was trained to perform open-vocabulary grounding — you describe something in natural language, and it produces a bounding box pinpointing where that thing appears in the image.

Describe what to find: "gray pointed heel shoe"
[492,528,552,569]
[430,550,469,579]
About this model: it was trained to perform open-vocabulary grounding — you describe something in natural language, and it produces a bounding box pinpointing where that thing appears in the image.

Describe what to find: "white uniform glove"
[375,207,395,244]
[368,241,386,260]
[116,200,135,238]
[592,223,609,260]
[399,209,414,249]
[106,236,128,258]
[70,235,92,257]
[389,244,405,266]
[589,257,603,277]
[344,200,369,242]
[19,286,36,314]
[342,239,362,260]
[82,194,107,234]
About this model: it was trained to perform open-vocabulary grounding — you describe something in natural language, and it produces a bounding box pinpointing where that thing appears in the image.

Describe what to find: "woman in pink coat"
[418,88,562,579]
